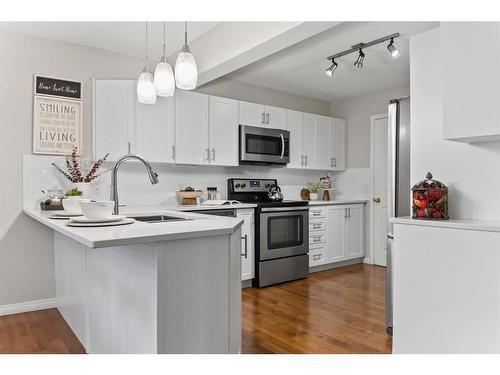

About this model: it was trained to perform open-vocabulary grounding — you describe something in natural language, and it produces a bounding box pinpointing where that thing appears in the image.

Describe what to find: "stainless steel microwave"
[239,125,290,165]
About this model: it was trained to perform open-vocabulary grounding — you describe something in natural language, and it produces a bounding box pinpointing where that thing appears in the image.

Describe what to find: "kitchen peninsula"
[24,207,243,354]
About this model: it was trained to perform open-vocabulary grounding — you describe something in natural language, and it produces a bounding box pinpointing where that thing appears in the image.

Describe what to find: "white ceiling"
[226,21,439,102]
[0,21,219,61]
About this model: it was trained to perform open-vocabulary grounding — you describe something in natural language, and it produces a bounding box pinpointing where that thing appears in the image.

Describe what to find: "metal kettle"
[267,184,284,201]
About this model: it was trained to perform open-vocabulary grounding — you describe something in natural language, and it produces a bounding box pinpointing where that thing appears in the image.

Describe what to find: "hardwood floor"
[0,264,390,354]
[242,264,392,354]
[0,308,85,354]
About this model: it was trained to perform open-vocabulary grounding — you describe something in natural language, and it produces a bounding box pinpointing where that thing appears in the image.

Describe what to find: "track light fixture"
[325,32,400,77]
[353,49,365,68]
[325,59,338,77]
[387,38,400,59]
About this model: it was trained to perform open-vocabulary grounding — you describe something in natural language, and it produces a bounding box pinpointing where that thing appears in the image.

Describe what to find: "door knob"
[373,197,381,203]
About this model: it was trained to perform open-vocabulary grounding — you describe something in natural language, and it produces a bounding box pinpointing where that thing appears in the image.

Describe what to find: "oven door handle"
[260,206,309,213]
[280,133,285,159]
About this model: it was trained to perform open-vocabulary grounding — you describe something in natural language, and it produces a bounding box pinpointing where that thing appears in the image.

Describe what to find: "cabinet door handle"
[266,113,270,124]
[333,157,337,167]
[330,157,333,167]
[212,148,215,162]
[261,112,265,124]
[172,145,175,160]
[301,155,304,166]
[344,208,347,219]
[348,208,351,218]
[127,141,131,154]
[305,155,308,166]
[241,235,248,258]
[206,148,210,161]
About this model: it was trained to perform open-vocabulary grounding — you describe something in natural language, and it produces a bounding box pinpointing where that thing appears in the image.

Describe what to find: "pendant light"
[175,22,198,90]
[137,22,157,104]
[154,22,175,97]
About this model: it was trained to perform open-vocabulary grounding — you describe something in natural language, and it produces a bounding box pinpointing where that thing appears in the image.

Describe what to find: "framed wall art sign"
[32,75,83,155]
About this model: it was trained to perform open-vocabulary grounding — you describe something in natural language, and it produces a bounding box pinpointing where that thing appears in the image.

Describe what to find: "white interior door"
[371,114,389,266]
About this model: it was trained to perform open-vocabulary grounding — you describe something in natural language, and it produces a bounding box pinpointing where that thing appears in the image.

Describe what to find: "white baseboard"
[0,298,57,317]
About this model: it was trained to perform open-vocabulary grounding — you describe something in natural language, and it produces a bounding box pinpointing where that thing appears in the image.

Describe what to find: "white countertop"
[390,217,500,233]
[308,199,368,206]
[24,208,244,249]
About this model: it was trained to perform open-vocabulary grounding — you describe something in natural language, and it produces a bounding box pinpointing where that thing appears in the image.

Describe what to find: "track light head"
[325,59,338,77]
[353,49,365,68]
[387,38,400,59]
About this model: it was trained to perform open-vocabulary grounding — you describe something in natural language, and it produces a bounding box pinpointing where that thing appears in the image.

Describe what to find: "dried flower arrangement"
[307,181,322,194]
[52,147,109,183]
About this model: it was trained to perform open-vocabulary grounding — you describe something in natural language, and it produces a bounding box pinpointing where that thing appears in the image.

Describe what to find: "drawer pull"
[313,254,322,261]
[312,235,322,242]
[312,211,322,216]
[312,223,322,229]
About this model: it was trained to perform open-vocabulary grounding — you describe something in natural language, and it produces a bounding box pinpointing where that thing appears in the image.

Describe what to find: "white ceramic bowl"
[62,197,91,215]
[80,201,114,220]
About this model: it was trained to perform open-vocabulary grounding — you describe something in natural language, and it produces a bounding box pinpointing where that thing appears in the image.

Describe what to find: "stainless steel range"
[228,178,309,287]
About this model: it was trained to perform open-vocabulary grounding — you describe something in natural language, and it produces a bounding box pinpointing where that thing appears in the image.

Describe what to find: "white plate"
[66,218,135,227]
[52,211,84,217]
[69,215,127,224]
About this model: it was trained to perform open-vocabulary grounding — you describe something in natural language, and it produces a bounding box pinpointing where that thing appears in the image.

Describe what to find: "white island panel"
[393,223,500,353]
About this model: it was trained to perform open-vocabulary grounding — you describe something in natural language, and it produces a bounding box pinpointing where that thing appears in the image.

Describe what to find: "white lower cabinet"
[237,209,254,281]
[309,203,365,268]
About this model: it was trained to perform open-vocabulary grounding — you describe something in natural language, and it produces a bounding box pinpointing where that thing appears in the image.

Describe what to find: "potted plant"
[307,181,321,201]
[52,147,109,198]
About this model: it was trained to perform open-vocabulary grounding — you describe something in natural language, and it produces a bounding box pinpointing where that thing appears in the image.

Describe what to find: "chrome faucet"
[110,154,159,215]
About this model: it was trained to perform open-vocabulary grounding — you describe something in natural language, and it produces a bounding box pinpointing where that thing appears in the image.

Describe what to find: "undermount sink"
[130,215,192,223]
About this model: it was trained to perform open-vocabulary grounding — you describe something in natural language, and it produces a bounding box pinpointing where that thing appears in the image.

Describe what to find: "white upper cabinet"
[136,96,175,163]
[302,113,317,169]
[286,110,304,168]
[209,96,239,166]
[93,80,135,161]
[239,101,266,127]
[175,90,209,165]
[315,115,331,170]
[441,22,500,142]
[265,105,287,129]
[239,101,287,128]
[330,118,346,170]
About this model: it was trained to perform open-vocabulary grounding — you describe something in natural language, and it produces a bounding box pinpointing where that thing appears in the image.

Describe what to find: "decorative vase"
[310,192,319,201]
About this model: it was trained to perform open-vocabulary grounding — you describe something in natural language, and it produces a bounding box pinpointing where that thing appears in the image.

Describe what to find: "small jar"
[411,172,449,220]
[207,187,218,200]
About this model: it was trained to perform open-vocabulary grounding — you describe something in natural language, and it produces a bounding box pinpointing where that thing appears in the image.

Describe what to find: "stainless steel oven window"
[259,209,309,261]
[267,215,303,249]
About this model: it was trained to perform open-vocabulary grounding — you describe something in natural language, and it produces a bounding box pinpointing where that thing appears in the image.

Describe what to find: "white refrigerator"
[386,96,411,336]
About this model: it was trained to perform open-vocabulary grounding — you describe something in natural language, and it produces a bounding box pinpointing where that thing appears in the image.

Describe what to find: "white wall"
[331,85,410,168]
[410,28,500,220]
[198,79,331,116]
[0,30,338,308]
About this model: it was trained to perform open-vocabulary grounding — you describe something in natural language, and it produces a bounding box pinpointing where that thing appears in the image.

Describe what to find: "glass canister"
[411,172,449,220]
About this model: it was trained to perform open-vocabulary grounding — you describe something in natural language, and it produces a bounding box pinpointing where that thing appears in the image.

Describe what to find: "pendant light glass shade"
[154,22,175,97]
[137,70,157,104]
[175,22,198,90]
[137,22,157,104]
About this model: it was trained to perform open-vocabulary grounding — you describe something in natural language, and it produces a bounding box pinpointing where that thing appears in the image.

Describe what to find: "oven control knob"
[235,183,241,188]
[241,183,246,188]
